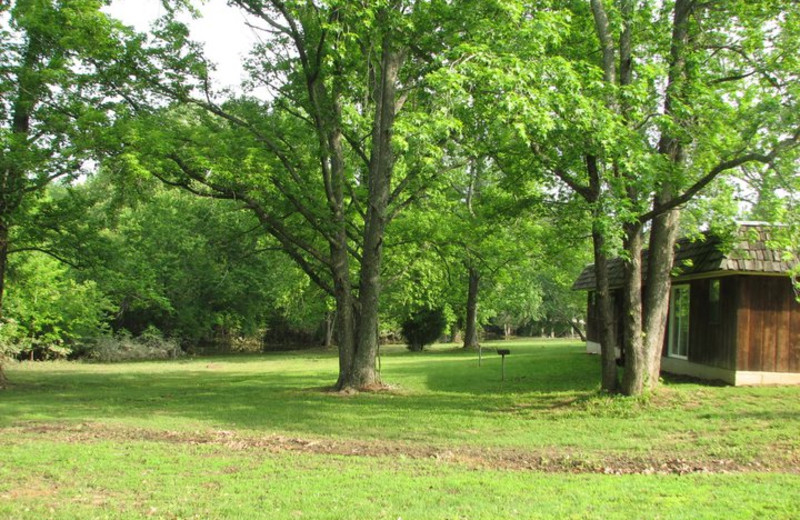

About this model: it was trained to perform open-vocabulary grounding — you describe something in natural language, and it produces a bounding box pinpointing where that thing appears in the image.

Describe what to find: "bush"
[4,252,112,360]
[0,319,26,364]
[401,307,447,352]
[87,327,182,363]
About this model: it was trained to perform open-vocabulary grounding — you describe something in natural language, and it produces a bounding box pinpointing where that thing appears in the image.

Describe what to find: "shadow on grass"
[0,340,605,438]
[383,341,600,395]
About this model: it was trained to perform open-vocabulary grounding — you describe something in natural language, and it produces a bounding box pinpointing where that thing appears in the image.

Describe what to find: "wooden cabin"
[572,224,800,386]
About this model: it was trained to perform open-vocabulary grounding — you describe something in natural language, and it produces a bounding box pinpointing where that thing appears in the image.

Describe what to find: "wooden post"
[496,349,510,382]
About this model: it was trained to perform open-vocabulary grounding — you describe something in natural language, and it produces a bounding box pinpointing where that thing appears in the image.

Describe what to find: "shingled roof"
[572,223,795,291]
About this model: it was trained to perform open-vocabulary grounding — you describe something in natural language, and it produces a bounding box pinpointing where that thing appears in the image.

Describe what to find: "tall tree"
[587,0,800,395]
[445,0,800,394]
[122,0,465,390]
[538,0,800,394]
[0,0,132,386]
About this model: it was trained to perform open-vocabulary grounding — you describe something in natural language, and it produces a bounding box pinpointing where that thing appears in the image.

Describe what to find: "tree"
[440,0,800,395]
[120,0,472,390]
[0,0,133,386]
[584,0,800,395]
[84,176,303,346]
[486,221,591,340]
[400,306,447,352]
[1,250,111,360]
[569,0,800,395]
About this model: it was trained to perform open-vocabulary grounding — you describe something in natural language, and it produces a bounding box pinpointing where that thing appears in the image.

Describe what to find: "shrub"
[401,307,447,352]
[0,319,26,366]
[87,327,182,363]
[4,252,112,360]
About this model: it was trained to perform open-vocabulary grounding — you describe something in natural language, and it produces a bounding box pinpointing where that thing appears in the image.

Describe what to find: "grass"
[1,339,799,519]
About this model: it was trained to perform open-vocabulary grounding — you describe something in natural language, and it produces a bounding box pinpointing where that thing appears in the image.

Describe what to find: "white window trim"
[668,284,690,360]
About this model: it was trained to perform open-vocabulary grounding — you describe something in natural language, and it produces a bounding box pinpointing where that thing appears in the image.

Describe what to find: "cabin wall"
[585,290,624,349]
[685,277,738,370]
[736,276,800,373]
[586,291,597,343]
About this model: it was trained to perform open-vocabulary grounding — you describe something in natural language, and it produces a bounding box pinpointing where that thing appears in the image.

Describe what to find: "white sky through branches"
[105,0,258,91]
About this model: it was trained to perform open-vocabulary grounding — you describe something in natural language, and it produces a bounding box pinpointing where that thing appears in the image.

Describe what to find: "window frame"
[668,284,690,360]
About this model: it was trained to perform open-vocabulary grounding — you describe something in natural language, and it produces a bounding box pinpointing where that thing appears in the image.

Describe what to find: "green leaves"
[3,251,112,358]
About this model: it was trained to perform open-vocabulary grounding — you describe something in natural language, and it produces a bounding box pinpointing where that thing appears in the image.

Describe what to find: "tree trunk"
[325,84,359,390]
[449,323,462,344]
[592,224,619,393]
[621,222,645,395]
[0,219,8,321]
[332,258,357,390]
[340,38,403,391]
[636,0,690,393]
[462,266,480,349]
[0,220,8,388]
[571,320,586,342]
[323,310,336,349]
[585,152,619,393]
[642,208,681,388]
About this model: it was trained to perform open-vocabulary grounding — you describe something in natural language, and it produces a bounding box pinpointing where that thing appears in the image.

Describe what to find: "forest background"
[1,0,798,394]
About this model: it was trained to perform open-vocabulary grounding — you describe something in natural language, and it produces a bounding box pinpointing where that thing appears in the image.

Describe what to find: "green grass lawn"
[1,339,799,519]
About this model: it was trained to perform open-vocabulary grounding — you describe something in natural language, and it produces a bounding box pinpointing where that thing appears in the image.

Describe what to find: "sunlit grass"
[1,339,799,519]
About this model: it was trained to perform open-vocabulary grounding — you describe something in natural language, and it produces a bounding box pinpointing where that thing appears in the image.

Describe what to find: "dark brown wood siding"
[585,289,624,349]
[736,276,800,373]
[586,291,597,342]
[685,277,738,370]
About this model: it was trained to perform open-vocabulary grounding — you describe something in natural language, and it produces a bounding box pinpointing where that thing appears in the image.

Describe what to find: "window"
[668,285,690,359]
[709,279,720,324]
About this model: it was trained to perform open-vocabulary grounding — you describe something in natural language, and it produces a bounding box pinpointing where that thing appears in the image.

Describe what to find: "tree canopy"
[1,0,797,395]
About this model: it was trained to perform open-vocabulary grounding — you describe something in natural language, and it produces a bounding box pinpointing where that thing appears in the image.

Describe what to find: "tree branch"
[8,247,82,269]
[639,128,800,222]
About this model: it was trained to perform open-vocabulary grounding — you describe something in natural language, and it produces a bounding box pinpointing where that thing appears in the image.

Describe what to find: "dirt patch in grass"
[0,485,59,501]
[7,422,799,476]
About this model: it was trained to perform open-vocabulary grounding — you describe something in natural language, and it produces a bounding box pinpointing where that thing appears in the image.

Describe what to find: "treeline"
[0,170,588,361]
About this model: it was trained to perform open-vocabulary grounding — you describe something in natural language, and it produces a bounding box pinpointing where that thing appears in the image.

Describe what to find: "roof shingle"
[572,224,795,291]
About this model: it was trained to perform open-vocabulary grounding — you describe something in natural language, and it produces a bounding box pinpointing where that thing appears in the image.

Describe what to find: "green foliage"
[2,252,111,359]
[77,174,313,347]
[0,320,24,365]
[401,307,448,351]
[486,261,544,335]
[1,174,323,354]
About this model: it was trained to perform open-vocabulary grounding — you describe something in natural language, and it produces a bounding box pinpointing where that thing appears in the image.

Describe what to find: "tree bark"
[0,219,8,321]
[620,222,645,395]
[325,84,359,390]
[585,151,619,393]
[340,37,404,391]
[0,220,7,388]
[636,0,691,393]
[590,0,617,86]
[642,209,681,388]
[462,266,481,349]
[571,320,586,342]
[592,223,619,393]
[323,311,336,349]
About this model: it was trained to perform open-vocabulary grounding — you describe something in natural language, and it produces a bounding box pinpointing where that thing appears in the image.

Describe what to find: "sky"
[104,0,260,90]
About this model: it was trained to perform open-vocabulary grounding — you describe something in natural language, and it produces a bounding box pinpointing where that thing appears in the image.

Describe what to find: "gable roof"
[572,223,795,291]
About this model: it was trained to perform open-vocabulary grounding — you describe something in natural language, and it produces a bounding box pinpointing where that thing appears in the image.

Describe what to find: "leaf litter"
[5,421,799,476]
